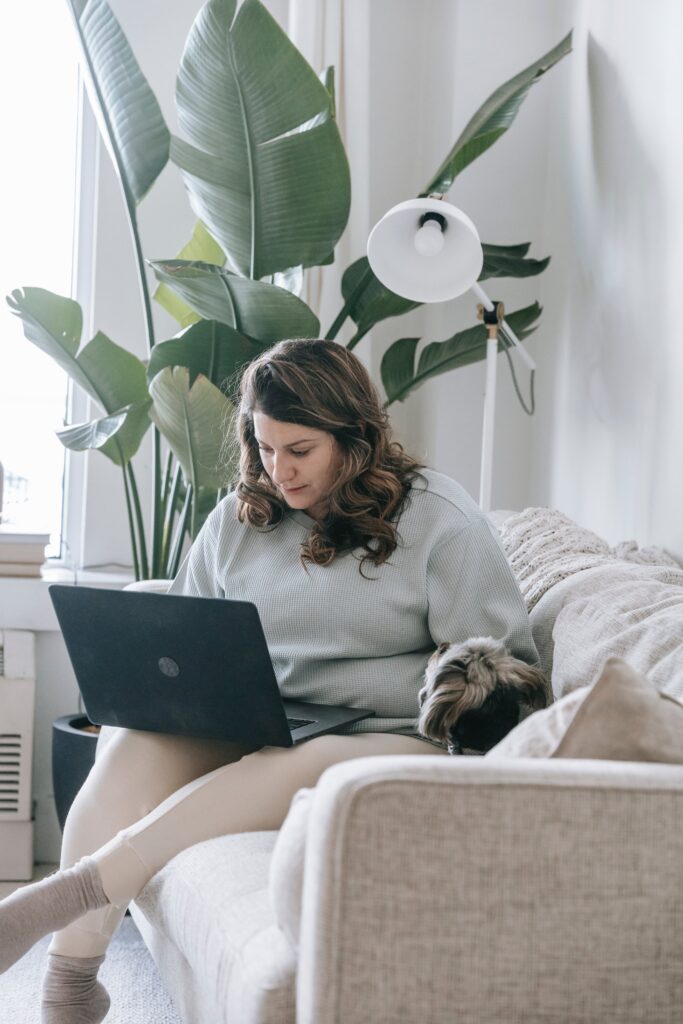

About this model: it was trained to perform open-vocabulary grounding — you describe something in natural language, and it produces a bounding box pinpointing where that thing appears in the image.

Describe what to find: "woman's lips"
[282,485,306,494]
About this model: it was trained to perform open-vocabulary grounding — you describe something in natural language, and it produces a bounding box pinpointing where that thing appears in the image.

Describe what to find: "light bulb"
[413,220,445,256]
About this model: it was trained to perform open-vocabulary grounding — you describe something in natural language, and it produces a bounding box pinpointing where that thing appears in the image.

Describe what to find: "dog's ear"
[495,658,548,710]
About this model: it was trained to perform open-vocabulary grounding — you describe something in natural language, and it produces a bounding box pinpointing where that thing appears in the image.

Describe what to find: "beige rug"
[0,917,183,1023]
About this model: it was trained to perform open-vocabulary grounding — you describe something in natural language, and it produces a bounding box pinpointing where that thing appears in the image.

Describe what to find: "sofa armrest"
[296,755,683,1024]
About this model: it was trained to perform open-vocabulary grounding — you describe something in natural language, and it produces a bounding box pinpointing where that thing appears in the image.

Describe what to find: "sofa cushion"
[268,787,312,949]
[550,562,683,702]
[497,506,678,613]
[493,509,683,702]
[487,657,683,763]
[132,831,297,1024]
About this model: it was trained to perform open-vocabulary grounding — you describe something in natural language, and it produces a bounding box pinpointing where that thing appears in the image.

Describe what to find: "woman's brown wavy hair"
[233,338,424,573]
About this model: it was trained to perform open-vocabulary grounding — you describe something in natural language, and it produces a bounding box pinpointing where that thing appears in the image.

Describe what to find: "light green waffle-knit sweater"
[169,469,538,736]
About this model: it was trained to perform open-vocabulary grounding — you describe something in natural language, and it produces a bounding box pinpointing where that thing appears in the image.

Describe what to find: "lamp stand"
[470,281,537,513]
[476,299,505,513]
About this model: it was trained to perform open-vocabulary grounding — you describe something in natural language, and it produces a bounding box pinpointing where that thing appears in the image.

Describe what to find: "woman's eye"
[291,450,310,457]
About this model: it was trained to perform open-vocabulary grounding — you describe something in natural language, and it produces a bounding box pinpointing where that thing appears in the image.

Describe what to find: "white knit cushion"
[268,787,313,948]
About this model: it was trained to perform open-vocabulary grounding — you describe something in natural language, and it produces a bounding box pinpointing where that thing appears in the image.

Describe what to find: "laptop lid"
[49,585,374,747]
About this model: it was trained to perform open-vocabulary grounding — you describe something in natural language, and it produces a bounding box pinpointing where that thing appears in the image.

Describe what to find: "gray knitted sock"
[41,954,110,1024]
[0,858,109,974]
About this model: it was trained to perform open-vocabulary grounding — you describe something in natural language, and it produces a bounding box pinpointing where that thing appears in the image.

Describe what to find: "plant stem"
[168,483,193,578]
[324,264,373,341]
[129,210,162,577]
[159,448,173,522]
[126,463,149,579]
[346,325,372,352]
[160,462,183,577]
[121,464,140,581]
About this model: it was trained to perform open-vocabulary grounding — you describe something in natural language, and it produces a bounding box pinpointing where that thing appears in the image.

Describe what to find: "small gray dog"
[417,637,548,755]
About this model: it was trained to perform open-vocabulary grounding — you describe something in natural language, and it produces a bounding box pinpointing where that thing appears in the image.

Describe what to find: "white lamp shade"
[366,198,483,303]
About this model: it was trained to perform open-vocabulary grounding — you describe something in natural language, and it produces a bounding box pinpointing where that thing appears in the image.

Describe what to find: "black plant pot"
[52,714,100,832]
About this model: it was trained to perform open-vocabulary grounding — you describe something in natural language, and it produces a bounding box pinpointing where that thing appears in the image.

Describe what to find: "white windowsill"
[0,567,134,631]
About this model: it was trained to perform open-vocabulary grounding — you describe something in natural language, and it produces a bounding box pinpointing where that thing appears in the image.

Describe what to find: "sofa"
[122,507,683,1024]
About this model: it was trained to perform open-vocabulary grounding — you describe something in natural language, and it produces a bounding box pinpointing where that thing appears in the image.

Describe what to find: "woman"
[0,339,538,1022]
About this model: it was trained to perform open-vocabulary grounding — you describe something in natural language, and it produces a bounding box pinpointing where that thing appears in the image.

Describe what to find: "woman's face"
[252,412,342,521]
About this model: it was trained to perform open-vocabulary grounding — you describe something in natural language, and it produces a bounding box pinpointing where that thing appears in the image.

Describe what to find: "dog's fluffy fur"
[417,637,548,754]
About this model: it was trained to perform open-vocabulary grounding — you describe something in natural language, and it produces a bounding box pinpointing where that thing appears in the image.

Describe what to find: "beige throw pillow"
[488,657,683,763]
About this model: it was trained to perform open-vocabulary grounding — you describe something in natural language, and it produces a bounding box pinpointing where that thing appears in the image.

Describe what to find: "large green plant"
[7,0,571,579]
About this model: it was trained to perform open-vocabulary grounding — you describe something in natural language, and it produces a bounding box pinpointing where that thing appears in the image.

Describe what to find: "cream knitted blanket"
[498,507,679,612]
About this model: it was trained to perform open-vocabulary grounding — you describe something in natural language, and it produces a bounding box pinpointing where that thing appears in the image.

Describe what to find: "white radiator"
[0,630,35,879]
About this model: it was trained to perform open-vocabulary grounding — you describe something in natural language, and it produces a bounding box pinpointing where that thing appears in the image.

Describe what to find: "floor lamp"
[366,196,536,513]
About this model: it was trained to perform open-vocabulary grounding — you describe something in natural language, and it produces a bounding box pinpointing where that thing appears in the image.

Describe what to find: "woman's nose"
[273,453,295,481]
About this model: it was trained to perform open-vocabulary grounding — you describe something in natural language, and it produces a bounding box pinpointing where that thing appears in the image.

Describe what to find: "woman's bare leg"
[48,724,252,954]
[49,726,252,956]
[89,733,445,906]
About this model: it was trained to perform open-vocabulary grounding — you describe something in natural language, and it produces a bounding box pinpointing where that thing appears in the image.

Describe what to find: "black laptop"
[49,585,374,747]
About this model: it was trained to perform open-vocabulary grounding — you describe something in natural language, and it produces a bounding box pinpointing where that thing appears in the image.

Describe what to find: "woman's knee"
[63,730,169,845]
[71,728,250,830]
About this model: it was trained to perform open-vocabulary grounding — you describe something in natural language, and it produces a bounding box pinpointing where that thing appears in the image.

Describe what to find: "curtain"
[287,0,371,340]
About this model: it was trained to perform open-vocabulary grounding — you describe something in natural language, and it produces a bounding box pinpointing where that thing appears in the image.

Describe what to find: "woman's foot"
[0,858,109,974]
[41,953,111,1024]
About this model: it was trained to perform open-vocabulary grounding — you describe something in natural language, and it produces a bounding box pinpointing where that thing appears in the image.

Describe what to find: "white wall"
[366,0,573,513]
[533,0,683,560]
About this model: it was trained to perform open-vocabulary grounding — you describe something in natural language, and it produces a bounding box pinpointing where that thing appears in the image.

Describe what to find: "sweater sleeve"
[426,516,539,665]
[167,504,225,598]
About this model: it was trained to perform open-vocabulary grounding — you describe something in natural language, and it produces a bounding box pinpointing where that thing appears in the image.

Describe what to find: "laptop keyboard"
[287,717,315,730]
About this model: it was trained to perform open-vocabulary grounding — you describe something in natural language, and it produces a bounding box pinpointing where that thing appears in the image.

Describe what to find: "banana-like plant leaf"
[99,399,153,464]
[77,330,151,410]
[480,244,550,281]
[57,398,152,466]
[147,320,266,391]
[58,410,127,451]
[8,288,151,464]
[379,337,421,409]
[66,0,169,205]
[421,32,572,195]
[149,260,320,341]
[7,288,85,383]
[382,303,542,405]
[271,265,304,297]
[171,0,350,278]
[154,221,226,328]
[149,367,236,492]
[341,257,420,335]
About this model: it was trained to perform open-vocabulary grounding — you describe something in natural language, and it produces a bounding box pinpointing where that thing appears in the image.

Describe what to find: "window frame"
[55,78,99,570]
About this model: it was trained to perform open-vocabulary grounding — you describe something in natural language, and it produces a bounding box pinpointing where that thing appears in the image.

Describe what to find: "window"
[0,2,81,558]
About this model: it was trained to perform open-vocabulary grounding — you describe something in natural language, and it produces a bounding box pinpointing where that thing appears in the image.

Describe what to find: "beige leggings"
[48,726,446,957]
